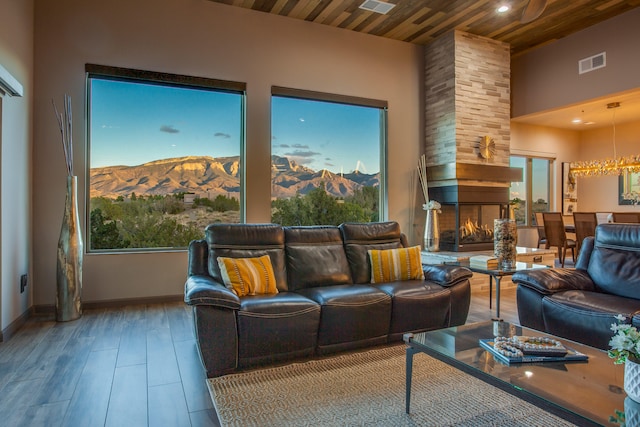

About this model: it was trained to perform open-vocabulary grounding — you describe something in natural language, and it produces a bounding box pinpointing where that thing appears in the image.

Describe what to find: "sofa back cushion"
[587,223,640,299]
[340,222,404,284]
[284,226,352,291]
[206,223,288,292]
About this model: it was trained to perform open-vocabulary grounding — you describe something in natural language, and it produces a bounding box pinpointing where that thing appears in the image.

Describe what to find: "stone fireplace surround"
[423,31,521,251]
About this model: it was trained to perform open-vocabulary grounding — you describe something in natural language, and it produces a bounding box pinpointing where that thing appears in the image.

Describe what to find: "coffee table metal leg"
[494,275,501,319]
[406,346,417,413]
[489,276,493,309]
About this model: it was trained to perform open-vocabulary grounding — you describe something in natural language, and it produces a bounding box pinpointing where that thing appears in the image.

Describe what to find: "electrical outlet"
[20,274,27,293]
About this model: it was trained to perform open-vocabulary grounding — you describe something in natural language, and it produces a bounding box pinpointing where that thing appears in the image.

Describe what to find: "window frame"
[85,64,246,253]
[270,86,388,225]
[510,154,554,227]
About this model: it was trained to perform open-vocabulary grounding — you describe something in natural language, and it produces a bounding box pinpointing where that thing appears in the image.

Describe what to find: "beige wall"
[512,8,640,117]
[510,119,640,247]
[576,120,640,212]
[510,122,580,247]
[0,0,33,330]
[32,0,423,305]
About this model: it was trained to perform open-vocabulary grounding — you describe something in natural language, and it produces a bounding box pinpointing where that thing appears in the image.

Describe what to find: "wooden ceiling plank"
[364,3,427,37]
[278,0,299,16]
[207,0,640,55]
[314,0,350,24]
[360,14,390,34]
[306,0,337,21]
[288,0,321,19]
[270,0,289,14]
[412,9,478,42]
[330,11,352,27]
[344,12,372,31]
[383,8,431,39]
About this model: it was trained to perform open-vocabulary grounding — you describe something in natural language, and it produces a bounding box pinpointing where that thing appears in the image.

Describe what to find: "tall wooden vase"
[56,175,83,321]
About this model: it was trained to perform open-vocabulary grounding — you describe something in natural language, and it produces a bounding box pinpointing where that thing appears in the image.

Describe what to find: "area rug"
[207,345,577,426]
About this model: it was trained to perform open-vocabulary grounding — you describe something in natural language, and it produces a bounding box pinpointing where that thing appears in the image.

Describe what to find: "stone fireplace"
[423,31,521,251]
[424,31,522,251]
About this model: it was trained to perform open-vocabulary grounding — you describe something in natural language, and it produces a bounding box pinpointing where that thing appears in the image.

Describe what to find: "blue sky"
[90,78,382,174]
[90,79,242,168]
[271,97,381,174]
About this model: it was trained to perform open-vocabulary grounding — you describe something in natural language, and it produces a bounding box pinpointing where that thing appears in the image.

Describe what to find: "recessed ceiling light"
[572,118,582,124]
[497,5,510,13]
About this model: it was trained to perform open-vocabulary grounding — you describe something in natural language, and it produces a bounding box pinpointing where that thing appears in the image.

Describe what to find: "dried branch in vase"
[52,94,73,176]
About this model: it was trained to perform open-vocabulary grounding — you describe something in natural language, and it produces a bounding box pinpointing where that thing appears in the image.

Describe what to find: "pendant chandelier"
[569,102,640,178]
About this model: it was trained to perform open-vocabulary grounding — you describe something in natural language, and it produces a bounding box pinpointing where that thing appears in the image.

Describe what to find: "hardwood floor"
[467,286,519,325]
[0,289,517,426]
[0,303,219,427]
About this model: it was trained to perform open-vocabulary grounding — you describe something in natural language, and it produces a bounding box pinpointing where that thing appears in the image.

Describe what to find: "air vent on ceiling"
[359,0,396,15]
[578,52,606,75]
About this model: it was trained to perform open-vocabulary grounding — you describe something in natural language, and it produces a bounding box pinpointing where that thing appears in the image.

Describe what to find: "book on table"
[479,338,589,365]
[469,255,498,269]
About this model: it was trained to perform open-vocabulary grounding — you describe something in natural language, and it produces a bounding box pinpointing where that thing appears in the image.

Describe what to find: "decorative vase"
[625,359,640,404]
[56,175,83,322]
[424,209,440,252]
[626,396,640,427]
[494,218,517,270]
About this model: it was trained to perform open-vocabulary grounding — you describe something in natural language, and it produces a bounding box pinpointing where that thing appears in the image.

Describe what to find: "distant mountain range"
[90,155,379,200]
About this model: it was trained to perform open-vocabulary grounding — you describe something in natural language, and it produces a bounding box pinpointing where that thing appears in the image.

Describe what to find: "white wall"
[32,0,423,305]
[0,0,33,331]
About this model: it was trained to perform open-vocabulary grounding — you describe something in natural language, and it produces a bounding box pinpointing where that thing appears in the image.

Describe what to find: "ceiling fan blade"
[521,0,548,24]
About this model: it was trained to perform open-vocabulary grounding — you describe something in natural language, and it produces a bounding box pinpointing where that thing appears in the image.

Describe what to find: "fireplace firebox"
[430,185,509,251]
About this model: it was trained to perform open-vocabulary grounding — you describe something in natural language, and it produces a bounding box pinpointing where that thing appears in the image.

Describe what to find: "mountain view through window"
[270,94,385,226]
[87,70,386,251]
[87,72,244,251]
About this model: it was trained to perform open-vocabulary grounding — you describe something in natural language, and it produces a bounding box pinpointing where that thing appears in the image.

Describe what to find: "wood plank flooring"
[0,289,517,426]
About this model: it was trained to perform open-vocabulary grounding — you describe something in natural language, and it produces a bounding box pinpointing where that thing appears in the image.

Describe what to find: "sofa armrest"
[184,275,240,309]
[423,264,473,287]
[512,268,596,295]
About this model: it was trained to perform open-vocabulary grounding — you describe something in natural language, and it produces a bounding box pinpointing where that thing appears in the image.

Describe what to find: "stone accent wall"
[425,30,511,170]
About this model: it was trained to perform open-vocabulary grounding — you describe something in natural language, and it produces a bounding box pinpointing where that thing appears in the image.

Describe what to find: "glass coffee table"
[463,261,550,319]
[404,320,627,426]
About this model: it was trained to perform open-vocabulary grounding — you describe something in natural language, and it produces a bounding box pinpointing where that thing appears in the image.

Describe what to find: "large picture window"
[270,88,387,226]
[87,65,245,251]
[509,155,552,226]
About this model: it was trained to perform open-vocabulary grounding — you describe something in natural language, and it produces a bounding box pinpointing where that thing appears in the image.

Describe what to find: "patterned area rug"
[207,345,577,426]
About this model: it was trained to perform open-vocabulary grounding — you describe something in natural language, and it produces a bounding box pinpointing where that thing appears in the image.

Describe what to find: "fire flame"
[459,218,493,240]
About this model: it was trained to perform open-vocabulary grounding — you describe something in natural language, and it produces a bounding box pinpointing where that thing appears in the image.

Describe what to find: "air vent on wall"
[359,0,396,15]
[579,52,606,75]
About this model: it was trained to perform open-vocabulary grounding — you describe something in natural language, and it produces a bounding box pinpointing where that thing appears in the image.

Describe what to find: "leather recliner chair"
[513,223,640,349]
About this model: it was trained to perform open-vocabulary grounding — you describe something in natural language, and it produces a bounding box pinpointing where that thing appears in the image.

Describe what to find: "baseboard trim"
[1,307,33,342]
[32,294,185,315]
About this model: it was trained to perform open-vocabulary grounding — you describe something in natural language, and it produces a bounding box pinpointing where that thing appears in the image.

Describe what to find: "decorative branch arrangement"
[417,154,429,204]
[52,95,73,176]
[417,154,441,211]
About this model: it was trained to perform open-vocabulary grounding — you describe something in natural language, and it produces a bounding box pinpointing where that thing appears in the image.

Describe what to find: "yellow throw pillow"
[368,246,425,283]
[217,255,278,297]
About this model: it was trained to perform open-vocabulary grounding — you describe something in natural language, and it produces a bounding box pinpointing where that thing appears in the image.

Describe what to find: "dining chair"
[572,212,597,256]
[534,212,548,249]
[612,212,640,223]
[542,212,576,267]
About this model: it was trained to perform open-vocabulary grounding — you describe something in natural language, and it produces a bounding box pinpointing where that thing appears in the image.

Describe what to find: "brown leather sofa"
[513,223,640,350]
[185,221,472,377]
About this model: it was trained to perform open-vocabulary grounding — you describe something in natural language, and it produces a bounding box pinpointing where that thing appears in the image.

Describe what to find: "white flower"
[424,200,441,211]
[609,315,640,364]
